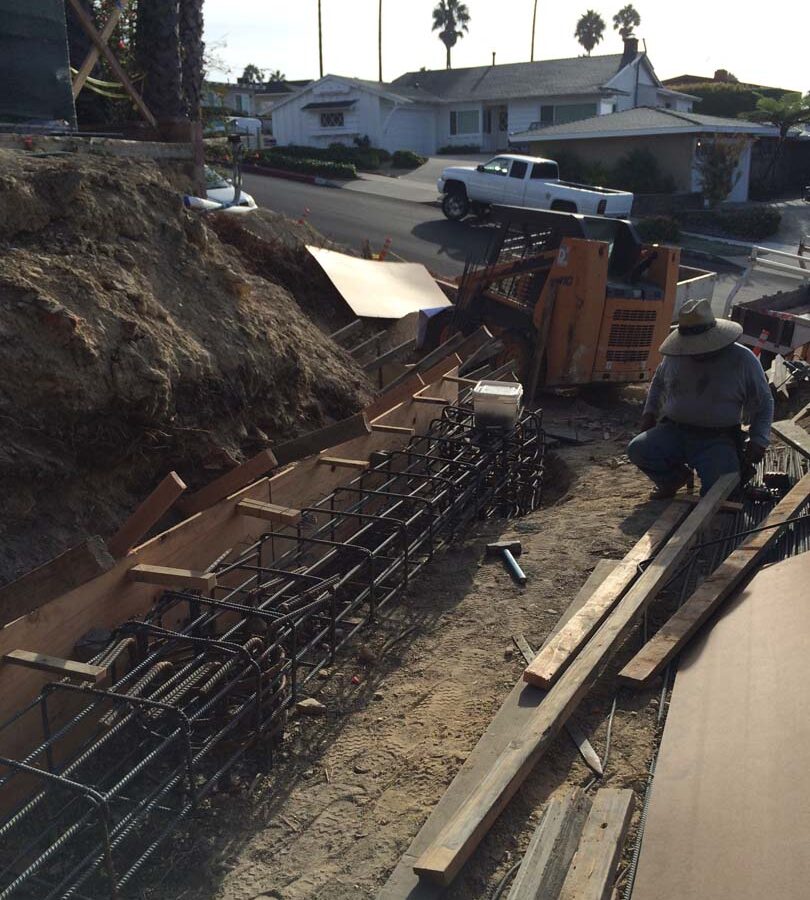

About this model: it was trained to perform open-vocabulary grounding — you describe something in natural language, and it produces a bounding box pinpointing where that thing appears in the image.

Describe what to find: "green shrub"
[609,148,676,194]
[437,144,480,154]
[550,149,590,183]
[251,151,357,179]
[717,207,781,239]
[664,81,784,118]
[391,149,427,168]
[635,216,681,243]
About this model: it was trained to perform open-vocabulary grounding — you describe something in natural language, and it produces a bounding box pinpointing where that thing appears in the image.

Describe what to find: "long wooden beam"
[0,537,115,629]
[412,474,737,886]
[523,501,689,689]
[771,418,810,460]
[66,0,157,128]
[107,471,187,558]
[619,471,810,687]
[177,449,278,517]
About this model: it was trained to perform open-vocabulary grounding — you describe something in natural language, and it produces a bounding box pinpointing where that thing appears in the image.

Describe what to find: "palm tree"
[749,92,810,184]
[574,9,606,56]
[136,0,183,120]
[612,4,640,39]
[530,0,538,61]
[179,0,204,119]
[267,69,286,82]
[240,63,264,84]
[432,0,471,70]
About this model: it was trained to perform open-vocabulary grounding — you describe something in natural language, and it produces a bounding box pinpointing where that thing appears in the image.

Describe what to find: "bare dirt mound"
[0,150,372,582]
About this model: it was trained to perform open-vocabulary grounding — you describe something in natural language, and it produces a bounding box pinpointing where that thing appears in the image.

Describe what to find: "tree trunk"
[378,0,382,82]
[318,0,324,78]
[179,0,204,120]
[446,42,451,69]
[137,0,184,121]
[531,0,537,60]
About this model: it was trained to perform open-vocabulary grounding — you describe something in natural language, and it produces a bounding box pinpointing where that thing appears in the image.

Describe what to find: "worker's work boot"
[649,466,694,500]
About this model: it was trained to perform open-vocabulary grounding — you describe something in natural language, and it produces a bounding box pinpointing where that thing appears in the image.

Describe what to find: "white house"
[269,39,697,156]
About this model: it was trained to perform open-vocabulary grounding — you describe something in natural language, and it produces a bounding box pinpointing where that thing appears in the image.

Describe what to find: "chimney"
[492,51,496,67]
[621,36,639,67]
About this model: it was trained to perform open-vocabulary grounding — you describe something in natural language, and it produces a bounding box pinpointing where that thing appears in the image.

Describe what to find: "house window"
[320,111,344,128]
[539,105,554,125]
[509,160,528,179]
[450,109,480,135]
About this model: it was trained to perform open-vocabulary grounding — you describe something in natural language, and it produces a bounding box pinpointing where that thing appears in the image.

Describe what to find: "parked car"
[204,165,256,209]
[437,154,633,220]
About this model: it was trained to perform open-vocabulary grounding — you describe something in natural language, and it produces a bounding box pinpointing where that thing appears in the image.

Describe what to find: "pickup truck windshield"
[482,157,510,176]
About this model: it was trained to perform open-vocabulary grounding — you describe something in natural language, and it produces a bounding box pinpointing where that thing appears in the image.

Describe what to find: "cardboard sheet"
[307,246,452,319]
[632,550,810,900]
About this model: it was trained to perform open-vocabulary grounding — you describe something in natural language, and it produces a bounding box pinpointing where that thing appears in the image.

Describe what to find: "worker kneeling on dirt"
[627,298,774,498]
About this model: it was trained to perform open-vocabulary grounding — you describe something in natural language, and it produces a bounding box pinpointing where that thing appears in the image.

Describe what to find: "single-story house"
[203,79,312,117]
[269,39,697,156]
[510,107,778,201]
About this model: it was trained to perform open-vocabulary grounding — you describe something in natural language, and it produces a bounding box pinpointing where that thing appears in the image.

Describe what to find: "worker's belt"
[662,417,741,439]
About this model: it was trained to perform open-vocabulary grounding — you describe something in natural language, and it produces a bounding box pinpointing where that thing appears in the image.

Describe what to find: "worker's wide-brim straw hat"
[659,298,743,356]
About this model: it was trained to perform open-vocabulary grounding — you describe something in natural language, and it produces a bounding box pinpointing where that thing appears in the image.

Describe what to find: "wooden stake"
[619,470,810,687]
[317,456,369,469]
[177,449,278,517]
[107,472,187,558]
[413,473,737,886]
[236,499,301,526]
[273,413,370,466]
[71,0,130,98]
[128,564,216,592]
[3,650,107,683]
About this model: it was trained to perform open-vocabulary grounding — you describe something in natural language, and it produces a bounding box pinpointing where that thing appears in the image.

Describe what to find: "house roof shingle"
[511,106,778,140]
[391,54,628,102]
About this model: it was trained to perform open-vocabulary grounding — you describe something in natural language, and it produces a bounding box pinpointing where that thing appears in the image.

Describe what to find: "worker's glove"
[744,441,767,465]
[639,412,657,433]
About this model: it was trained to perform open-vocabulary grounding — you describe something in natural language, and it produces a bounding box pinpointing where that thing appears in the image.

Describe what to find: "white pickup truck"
[437,154,634,221]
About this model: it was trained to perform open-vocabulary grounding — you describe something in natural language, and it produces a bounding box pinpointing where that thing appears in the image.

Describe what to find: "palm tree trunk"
[531,0,537,60]
[179,0,204,120]
[137,0,183,121]
[318,0,324,77]
[378,0,382,82]
[446,43,451,69]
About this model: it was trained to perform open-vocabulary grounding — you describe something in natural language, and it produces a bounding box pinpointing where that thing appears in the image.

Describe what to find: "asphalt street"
[242,173,495,277]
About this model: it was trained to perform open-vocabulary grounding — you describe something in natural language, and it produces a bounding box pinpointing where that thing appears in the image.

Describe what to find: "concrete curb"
[240,163,343,189]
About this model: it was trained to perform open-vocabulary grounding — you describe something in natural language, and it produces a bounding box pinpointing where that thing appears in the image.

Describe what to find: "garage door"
[382,108,435,156]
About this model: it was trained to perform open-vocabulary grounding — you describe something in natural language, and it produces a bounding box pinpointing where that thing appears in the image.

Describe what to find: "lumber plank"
[523,502,690,689]
[317,456,369,469]
[177,449,278,516]
[71,0,129,97]
[370,424,414,435]
[2,650,107,683]
[558,788,635,900]
[235,499,302,526]
[364,339,416,372]
[384,332,467,391]
[412,393,450,405]
[329,319,363,345]
[771,418,810,459]
[127,564,216,592]
[107,471,187,558]
[412,473,737,886]
[675,493,744,513]
[273,413,371,466]
[377,558,619,900]
[0,537,115,629]
[619,470,810,687]
[506,787,591,900]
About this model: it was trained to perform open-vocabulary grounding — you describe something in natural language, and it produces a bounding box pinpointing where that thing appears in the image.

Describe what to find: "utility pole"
[318,0,324,77]
[531,0,538,60]
[378,0,382,82]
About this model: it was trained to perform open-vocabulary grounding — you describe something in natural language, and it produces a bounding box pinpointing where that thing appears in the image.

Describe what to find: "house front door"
[483,105,508,152]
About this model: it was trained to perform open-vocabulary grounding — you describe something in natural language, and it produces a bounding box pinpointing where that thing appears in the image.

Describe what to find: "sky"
[202,0,806,92]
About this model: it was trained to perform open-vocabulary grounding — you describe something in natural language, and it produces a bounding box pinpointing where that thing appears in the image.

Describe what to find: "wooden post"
[107,472,187,558]
[71,0,130,98]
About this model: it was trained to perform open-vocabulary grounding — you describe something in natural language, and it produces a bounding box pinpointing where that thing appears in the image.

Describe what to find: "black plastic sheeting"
[0,0,76,128]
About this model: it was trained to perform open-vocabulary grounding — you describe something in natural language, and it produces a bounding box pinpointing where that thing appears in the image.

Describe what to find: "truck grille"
[606,348,651,363]
[608,322,656,347]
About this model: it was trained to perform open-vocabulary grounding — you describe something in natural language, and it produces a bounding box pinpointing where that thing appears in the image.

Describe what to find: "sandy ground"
[144,389,671,900]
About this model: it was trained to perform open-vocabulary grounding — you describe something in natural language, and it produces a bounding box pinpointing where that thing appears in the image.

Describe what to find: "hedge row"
[248,150,357,179]
[635,216,682,243]
[552,147,676,195]
[675,206,782,240]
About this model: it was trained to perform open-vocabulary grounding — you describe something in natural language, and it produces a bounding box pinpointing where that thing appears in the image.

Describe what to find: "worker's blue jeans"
[627,421,740,495]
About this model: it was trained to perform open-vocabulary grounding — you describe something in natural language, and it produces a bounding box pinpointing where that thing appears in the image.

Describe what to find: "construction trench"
[1,150,810,900]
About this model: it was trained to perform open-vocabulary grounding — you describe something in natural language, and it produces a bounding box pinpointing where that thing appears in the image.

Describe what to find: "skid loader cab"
[453,206,680,393]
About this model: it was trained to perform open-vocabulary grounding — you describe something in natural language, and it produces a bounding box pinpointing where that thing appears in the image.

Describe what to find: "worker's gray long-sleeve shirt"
[643,343,774,447]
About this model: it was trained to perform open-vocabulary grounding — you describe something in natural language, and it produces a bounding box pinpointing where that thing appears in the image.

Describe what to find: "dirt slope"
[0,150,371,582]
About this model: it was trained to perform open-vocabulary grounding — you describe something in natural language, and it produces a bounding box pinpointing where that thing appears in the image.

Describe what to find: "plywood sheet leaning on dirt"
[771,418,810,460]
[412,474,737,887]
[631,550,810,900]
[307,246,453,319]
[378,558,620,900]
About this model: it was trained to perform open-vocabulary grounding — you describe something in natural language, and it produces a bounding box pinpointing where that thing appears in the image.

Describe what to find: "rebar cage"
[0,404,545,899]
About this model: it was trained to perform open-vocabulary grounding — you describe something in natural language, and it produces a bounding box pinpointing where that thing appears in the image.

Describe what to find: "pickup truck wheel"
[442,191,469,221]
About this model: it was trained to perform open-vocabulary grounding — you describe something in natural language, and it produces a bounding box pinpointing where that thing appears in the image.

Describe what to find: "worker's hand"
[639,412,657,433]
[744,441,767,465]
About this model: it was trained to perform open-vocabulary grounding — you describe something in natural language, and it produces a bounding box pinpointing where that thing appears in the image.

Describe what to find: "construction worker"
[628,298,774,498]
